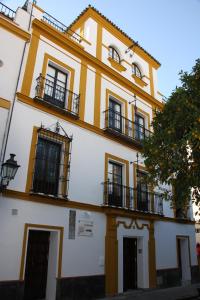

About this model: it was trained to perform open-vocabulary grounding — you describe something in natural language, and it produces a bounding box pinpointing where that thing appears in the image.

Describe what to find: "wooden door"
[24,230,50,300]
[123,238,137,291]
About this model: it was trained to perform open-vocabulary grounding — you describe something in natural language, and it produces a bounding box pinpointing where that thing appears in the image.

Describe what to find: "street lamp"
[0,154,20,192]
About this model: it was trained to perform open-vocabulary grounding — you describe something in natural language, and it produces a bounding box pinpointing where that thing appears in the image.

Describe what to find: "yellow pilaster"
[105,214,118,296]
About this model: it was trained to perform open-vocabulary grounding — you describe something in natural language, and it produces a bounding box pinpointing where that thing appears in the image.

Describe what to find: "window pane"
[47,65,56,78]
[57,71,67,83]
[33,138,61,195]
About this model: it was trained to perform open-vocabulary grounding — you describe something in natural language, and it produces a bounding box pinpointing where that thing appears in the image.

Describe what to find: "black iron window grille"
[104,108,151,144]
[42,11,82,43]
[102,181,163,215]
[35,73,80,117]
[132,63,142,79]
[109,46,121,64]
[31,123,72,198]
[0,2,15,20]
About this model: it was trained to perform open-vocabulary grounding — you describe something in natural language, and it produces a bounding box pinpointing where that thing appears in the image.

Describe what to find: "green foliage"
[142,59,200,210]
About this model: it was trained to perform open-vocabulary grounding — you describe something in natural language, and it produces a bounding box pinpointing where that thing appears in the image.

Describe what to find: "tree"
[143,59,200,216]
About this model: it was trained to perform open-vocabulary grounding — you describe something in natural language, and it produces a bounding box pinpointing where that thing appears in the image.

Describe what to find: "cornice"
[0,16,30,41]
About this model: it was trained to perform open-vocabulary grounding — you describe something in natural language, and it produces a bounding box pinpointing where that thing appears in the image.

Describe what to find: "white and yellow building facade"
[0,2,199,300]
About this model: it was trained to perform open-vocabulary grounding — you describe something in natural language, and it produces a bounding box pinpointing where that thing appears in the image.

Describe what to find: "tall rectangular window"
[109,98,122,132]
[44,65,68,108]
[33,138,61,196]
[108,161,123,207]
[135,113,145,140]
[30,127,72,198]
[137,170,149,211]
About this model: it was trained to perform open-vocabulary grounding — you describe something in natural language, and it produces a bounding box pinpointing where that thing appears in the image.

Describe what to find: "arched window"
[132,63,142,78]
[109,46,121,64]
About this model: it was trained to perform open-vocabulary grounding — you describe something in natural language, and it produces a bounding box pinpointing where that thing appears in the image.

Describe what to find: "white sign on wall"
[78,219,93,237]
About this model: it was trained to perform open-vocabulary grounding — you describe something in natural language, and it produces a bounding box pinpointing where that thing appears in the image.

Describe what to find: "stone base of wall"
[0,281,24,300]
[0,275,105,300]
[191,265,200,284]
[156,268,181,288]
[56,275,105,300]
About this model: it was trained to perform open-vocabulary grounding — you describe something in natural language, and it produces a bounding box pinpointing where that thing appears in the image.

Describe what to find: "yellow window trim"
[41,53,75,113]
[106,88,129,134]
[19,223,64,280]
[25,126,70,196]
[106,88,128,117]
[0,17,30,41]
[0,97,11,109]
[105,152,129,186]
[132,105,151,129]
[108,57,126,73]
[132,74,148,88]
[24,19,163,111]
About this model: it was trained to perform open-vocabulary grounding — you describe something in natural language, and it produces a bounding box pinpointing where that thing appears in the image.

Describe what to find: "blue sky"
[4,0,200,97]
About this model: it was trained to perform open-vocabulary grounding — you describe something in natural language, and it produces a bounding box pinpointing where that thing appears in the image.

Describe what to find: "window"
[109,46,121,64]
[108,161,123,207]
[137,170,149,211]
[132,63,142,79]
[109,98,122,132]
[135,113,145,140]
[33,138,61,196]
[31,126,72,198]
[44,64,68,108]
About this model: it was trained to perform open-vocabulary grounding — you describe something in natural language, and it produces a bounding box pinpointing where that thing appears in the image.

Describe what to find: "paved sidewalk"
[97,284,200,300]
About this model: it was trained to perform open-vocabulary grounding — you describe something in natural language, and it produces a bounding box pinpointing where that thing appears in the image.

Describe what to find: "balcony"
[35,74,80,118]
[0,2,15,20]
[42,12,82,44]
[102,181,163,215]
[104,109,151,146]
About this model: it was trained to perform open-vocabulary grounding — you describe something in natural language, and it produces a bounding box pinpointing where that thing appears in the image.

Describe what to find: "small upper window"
[132,63,142,79]
[109,46,121,64]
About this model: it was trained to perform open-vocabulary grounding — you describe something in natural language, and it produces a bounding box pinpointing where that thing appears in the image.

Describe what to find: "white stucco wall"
[155,221,197,270]
[0,196,105,280]
[0,28,25,101]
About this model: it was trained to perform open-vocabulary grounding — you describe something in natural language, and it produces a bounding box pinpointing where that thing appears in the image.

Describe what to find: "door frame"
[19,223,64,282]
[123,237,137,291]
[176,235,191,284]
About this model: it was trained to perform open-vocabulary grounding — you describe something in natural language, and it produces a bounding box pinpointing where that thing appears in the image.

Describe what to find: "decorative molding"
[132,74,148,88]
[0,97,11,109]
[117,219,150,230]
[108,57,126,72]
[0,16,30,41]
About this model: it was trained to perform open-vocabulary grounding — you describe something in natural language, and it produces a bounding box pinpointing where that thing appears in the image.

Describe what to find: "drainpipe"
[0,1,34,166]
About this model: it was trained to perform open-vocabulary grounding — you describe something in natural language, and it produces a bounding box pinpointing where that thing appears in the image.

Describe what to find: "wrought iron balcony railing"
[35,74,80,117]
[104,109,151,145]
[0,2,15,20]
[42,12,82,44]
[102,181,163,215]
